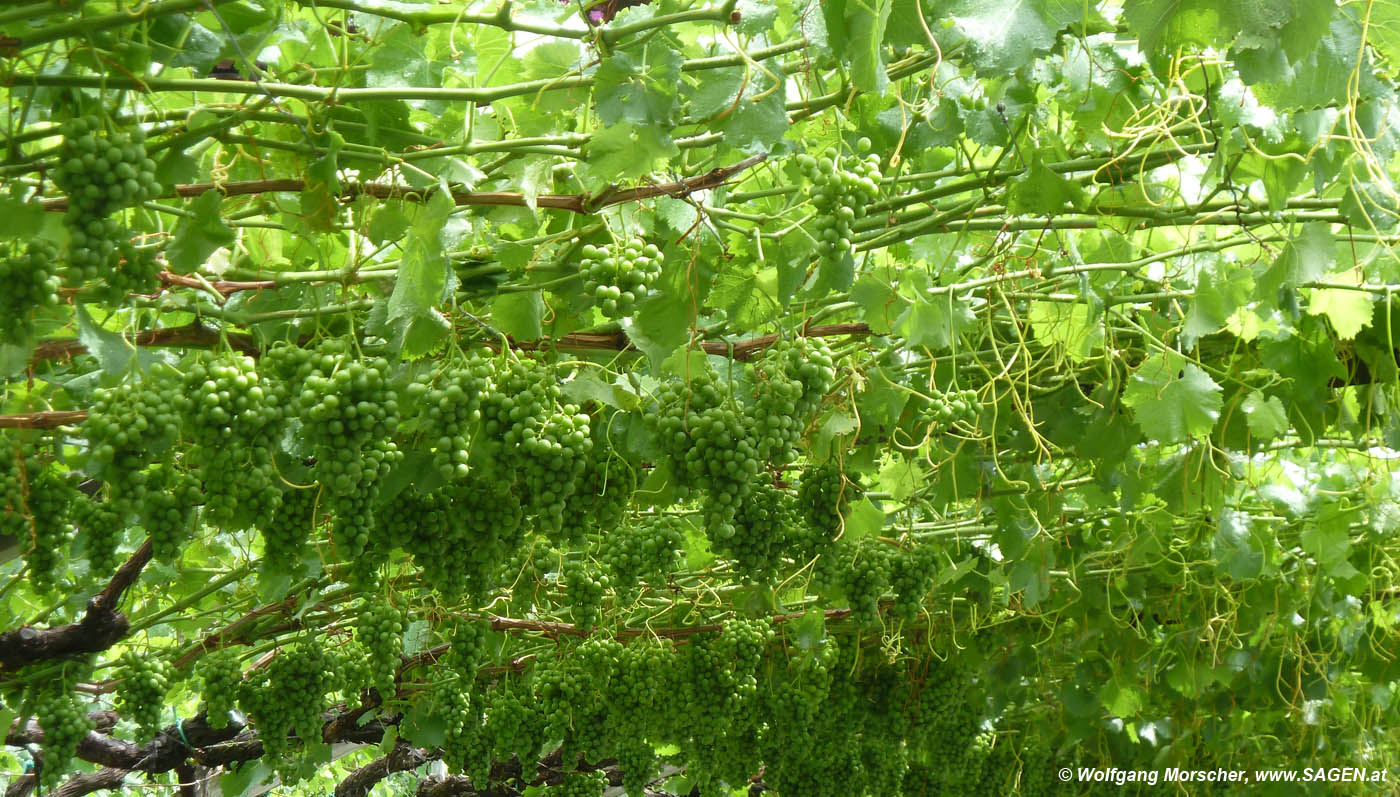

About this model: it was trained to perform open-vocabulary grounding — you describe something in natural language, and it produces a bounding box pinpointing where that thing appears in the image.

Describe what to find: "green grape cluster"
[796,140,882,263]
[749,338,838,463]
[520,410,592,538]
[770,640,840,728]
[181,353,284,528]
[717,617,773,676]
[612,734,655,796]
[20,468,76,592]
[321,434,401,581]
[238,641,336,774]
[71,495,124,577]
[0,240,62,344]
[330,639,374,699]
[116,650,172,740]
[599,515,683,594]
[259,486,319,576]
[416,359,490,480]
[579,238,663,317]
[356,596,405,696]
[96,238,163,301]
[1016,737,1057,796]
[496,533,547,594]
[180,352,280,446]
[608,638,675,791]
[195,648,243,729]
[52,116,162,284]
[484,680,545,764]
[385,477,525,601]
[82,368,183,509]
[551,768,608,797]
[714,480,793,582]
[558,637,624,761]
[650,366,761,537]
[52,116,161,220]
[445,618,491,680]
[533,657,584,739]
[862,728,909,796]
[561,558,608,631]
[32,688,94,789]
[903,663,979,781]
[795,460,859,554]
[614,636,675,721]
[276,342,403,556]
[436,680,489,782]
[924,387,979,428]
[557,448,633,545]
[478,358,592,537]
[890,542,940,622]
[759,643,871,797]
[295,344,399,456]
[814,540,892,627]
[141,465,202,563]
[575,635,623,688]
[675,622,768,785]
[437,482,523,599]
[65,215,123,284]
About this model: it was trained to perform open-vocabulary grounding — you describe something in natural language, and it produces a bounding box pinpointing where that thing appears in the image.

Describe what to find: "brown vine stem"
[37,154,768,216]
[399,607,856,674]
[0,410,88,429]
[10,323,877,429]
[0,540,153,671]
[30,321,259,364]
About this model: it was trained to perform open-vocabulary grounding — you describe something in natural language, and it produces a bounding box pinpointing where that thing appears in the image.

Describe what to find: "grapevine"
[795,460,859,555]
[115,650,172,740]
[31,687,94,789]
[1,4,1398,794]
[71,495,124,577]
[561,557,608,632]
[19,468,76,592]
[356,595,405,697]
[797,141,882,265]
[141,465,202,563]
[579,238,663,318]
[0,240,62,345]
[598,514,684,595]
[195,648,243,730]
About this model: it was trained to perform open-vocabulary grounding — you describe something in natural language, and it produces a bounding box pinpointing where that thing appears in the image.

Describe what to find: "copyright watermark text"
[1059,766,1390,786]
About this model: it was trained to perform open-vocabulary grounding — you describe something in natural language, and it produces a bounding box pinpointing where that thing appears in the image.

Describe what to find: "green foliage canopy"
[2,0,1400,794]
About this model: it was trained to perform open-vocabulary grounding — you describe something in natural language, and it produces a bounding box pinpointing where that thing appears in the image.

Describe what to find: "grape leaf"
[1006,155,1085,215]
[594,44,683,126]
[492,291,544,340]
[846,0,892,93]
[1306,272,1375,340]
[947,0,1089,74]
[1122,358,1223,442]
[579,122,679,189]
[1123,0,1239,57]
[1240,390,1288,440]
[166,190,235,274]
[1028,301,1103,362]
[896,294,977,350]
